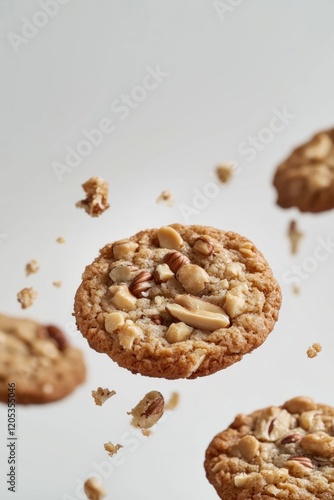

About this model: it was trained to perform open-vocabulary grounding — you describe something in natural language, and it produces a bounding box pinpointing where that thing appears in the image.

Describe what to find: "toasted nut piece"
[109,263,138,282]
[91,387,116,406]
[225,262,243,279]
[113,240,138,259]
[105,312,125,333]
[45,325,69,351]
[128,391,165,429]
[84,477,106,500]
[304,133,332,159]
[186,348,206,377]
[193,237,214,256]
[300,432,334,458]
[165,322,193,343]
[25,259,40,276]
[307,342,322,358]
[224,293,245,318]
[176,264,210,295]
[163,251,190,273]
[157,226,183,250]
[104,442,123,457]
[154,263,174,284]
[286,456,313,469]
[254,408,292,441]
[118,320,143,349]
[166,303,230,330]
[17,287,37,309]
[283,397,316,414]
[239,241,253,257]
[129,271,153,298]
[234,474,249,488]
[76,177,109,218]
[109,285,137,311]
[299,410,325,432]
[237,435,260,461]
[216,164,234,183]
[281,433,303,445]
[175,294,226,314]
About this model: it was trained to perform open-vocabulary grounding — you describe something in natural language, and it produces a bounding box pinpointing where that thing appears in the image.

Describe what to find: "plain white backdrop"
[1,1,334,498]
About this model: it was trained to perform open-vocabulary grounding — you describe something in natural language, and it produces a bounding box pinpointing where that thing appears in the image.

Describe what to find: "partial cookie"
[0,314,86,404]
[74,224,281,379]
[273,128,334,212]
[205,396,334,500]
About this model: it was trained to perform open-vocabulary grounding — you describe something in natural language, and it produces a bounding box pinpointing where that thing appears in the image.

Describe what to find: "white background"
[1,1,334,499]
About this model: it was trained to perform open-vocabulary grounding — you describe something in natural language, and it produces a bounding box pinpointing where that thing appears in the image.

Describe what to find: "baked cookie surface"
[273,128,334,212]
[205,396,334,500]
[0,314,86,404]
[74,224,281,379]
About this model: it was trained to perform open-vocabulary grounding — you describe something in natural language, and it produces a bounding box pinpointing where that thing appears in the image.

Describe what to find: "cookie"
[273,128,334,212]
[0,314,86,404]
[74,224,281,379]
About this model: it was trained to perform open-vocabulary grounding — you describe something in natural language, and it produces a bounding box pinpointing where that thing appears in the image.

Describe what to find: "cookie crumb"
[307,343,322,358]
[128,391,165,429]
[84,477,106,500]
[17,287,37,309]
[52,281,62,288]
[104,441,122,457]
[288,220,304,255]
[216,164,234,183]
[165,391,180,410]
[91,387,116,406]
[156,190,173,207]
[291,284,301,295]
[141,428,152,437]
[76,177,110,217]
[56,236,66,244]
[25,259,39,276]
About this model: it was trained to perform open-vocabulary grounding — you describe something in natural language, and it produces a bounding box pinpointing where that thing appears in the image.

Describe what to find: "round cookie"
[205,396,334,500]
[0,314,86,404]
[273,128,334,212]
[74,224,281,379]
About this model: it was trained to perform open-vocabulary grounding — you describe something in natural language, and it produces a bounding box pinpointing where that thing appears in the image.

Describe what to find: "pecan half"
[129,271,153,298]
[163,251,190,274]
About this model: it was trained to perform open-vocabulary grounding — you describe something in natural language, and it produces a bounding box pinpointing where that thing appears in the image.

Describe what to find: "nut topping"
[109,285,137,311]
[281,433,303,445]
[129,271,153,298]
[283,397,316,414]
[154,263,174,284]
[300,432,334,458]
[128,391,165,429]
[150,314,163,325]
[176,264,210,295]
[175,294,226,314]
[237,435,260,461]
[157,226,184,250]
[163,251,190,274]
[118,320,143,350]
[223,293,245,319]
[286,456,313,469]
[166,303,230,331]
[105,312,125,333]
[193,237,214,256]
[109,263,138,283]
[113,240,138,260]
[165,322,193,343]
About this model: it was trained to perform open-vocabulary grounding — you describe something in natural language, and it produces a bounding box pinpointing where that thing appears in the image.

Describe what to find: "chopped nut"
[157,226,183,250]
[156,190,173,206]
[186,348,206,376]
[56,236,66,244]
[193,237,214,256]
[165,322,193,343]
[281,433,303,445]
[299,411,325,432]
[176,264,210,295]
[104,441,123,457]
[300,432,334,458]
[105,312,125,333]
[76,176,109,217]
[286,456,313,469]
[109,285,137,311]
[112,240,138,260]
[109,263,138,283]
[165,392,180,410]
[234,473,249,488]
[45,325,69,351]
[225,262,243,279]
[254,408,292,441]
[17,287,37,309]
[163,251,190,274]
[175,294,226,314]
[129,271,153,298]
[91,387,116,406]
[288,220,304,255]
[154,263,174,284]
[25,259,39,276]
[283,397,316,414]
[237,435,260,461]
[166,303,230,331]
[223,292,245,318]
[52,281,62,288]
[216,163,234,183]
[307,343,322,359]
[239,241,253,257]
[84,477,106,500]
[118,320,143,349]
[128,391,165,429]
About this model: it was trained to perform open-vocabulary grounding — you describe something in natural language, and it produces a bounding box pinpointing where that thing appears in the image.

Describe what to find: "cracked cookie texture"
[0,314,86,404]
[74,224,281,379]
[205,396,334,500]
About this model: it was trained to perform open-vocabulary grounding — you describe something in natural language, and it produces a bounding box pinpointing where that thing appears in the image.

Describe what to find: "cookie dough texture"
[273,128,334,212]
[205,396,334,500]
[74,224,281,379]
[0,314,86,404]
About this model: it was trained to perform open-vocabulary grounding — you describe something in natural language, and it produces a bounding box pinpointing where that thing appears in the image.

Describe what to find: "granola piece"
[76,177,110,217]
[156,189,173,206]
[25,259,39,276]
[128,391,165,429]
[84,477,106,500]
[52,281,62,288]
[104,441,122,457]
[17,287,37,309]
[307,343,322,359]
[91,387,116,406]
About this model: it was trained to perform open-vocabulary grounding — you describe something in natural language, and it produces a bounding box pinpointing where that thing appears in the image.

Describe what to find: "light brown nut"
[223,292,245,318]
[174,294,226,314]
[193,237,214,256]
[254,408,292,441]
[112,240,138,260]
[307,342,322,358]
[104,442,123,457]
[105,312,125,333]
[118,320,143,350]
[216,164,234,184]
[109,263,138,283]
[286,456,313,469]
[234,474,249,488]
[300,432,334,458]
[25,259,40,276]
[129,271,153,298]
[84,477,106,500]
[91,387,116,406]
[157,226,183,250]
[176,264,210,295]
[52,281,62,288]
[109,285,137,311]
[281,433,303,445]
[17,287,37,309]
[165,322,193,343]
[283,396,316,414]
[299,410,325,432]
[304,133,332,159]
[166,303,230,331]
[154,263,174,284]
[225,262,243,279]
[239,241,253,257]
[237,435,260,461]
[163,251,190,274]
[45,325,69,351]
[185,348,206,377]
[128,391,165,429]
[76,177,109,218]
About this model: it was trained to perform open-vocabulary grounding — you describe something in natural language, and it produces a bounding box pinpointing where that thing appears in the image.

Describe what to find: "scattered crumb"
[288,220,304,255]
[141,428,152,437]
[17,287,37,309]
[103,441,123,457]
[25,259,40,276]
[307,343,322,359]
[291,284,301,295]
[165,391,180,411]
[56,236,66,244]
[76,177,110,217]
[52,281,62,288]
[216,164,234,183]
[128,391,165,429]
[156,189,173,207]
[84,477,106,500]
[91,387,116,406]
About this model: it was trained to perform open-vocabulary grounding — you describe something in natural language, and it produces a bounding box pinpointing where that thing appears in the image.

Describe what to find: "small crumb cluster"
[76,177,110,217]
[307,343,322,358]
[56,236,66,244]
[104,441,122,457]
[216,164,234,183]
[17,287,38,309]
[25,259,39,276]
[156,189,173,206]
[91,387,116,406]
[128,391,165,430]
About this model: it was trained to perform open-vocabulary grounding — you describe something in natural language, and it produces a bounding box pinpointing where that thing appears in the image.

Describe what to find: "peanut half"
[166,303,230,331]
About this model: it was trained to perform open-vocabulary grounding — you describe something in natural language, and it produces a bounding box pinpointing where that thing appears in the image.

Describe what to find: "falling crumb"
[291,284,301,295]
[91,387,116,406]
[216,164,234,183]
[56,236,66,244]
[156,190,173,207]
[165,391,180,411]
[84,477,106,500]
[288,220,304,255]
[307,343,322,359]
[52,281,62,288]
[17,287,37,309]
[76,177,110,217]
[25,259,39,276]
[104,442,123,457]
[128,391,165,429]
[141,428,152,437]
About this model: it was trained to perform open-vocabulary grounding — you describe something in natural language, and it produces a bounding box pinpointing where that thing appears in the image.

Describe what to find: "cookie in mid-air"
[205,396,334,499]
[74,224,281,379]
[273,128,334,212]
[0,314,86,404]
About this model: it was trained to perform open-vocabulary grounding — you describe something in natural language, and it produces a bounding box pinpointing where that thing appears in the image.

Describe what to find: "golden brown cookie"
[205,396,334,499]
[273,128,334,212]
[0,314,86,404]
[74,224,281,379]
